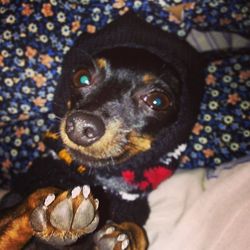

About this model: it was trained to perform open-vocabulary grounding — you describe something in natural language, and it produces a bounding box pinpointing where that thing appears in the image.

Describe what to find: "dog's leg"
[0,186,99,249]
[93,221,148,250]
[0,209,33,249]
[0,187,59,249]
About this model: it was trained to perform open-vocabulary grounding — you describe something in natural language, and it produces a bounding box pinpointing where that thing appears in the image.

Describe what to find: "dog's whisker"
[88,165,94,175]
[54,117,62,122]
[110,156,115,167]
[127,142,144,151]
[53,131,61,136]
[54,115,63,121]
[117,129,130,133]
[128,135,149,139]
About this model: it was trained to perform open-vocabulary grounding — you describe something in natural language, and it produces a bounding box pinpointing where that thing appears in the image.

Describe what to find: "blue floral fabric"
[183,0,250,38]
[179,53,250,169]
[0,0,249,188]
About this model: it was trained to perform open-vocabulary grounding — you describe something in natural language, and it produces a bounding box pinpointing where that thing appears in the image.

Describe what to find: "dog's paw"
[93,223,130,250]
[93,221,148,250]
[30,185,99,246]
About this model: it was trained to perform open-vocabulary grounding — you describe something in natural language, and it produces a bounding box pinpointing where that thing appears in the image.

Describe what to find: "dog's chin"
[66,147,129,168]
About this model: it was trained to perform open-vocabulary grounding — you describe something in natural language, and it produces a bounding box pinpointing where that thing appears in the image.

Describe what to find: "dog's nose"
[65,112,105,146]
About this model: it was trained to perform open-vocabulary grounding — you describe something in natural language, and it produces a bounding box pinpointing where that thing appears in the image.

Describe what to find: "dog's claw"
[106,226,115,235]
[71,186,81,198]
[118,234,129,250]
[95,198,99,209]
[82,185,91,199]
[121,239,130,250]
[117,233,127,242]
[30,186,99,246]
[44,193,56,207]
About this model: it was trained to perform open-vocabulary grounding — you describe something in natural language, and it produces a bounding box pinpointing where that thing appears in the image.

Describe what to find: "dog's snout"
[65,112,105,146]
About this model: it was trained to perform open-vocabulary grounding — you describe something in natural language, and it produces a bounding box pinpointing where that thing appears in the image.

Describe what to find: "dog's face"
[59,47,182,167]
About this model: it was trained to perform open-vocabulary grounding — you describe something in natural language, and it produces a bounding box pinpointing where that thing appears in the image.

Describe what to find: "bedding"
[0,1,249,249]
[146,156,250,250]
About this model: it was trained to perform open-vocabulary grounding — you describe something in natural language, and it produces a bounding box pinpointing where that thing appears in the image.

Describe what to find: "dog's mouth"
[60,114,152,167]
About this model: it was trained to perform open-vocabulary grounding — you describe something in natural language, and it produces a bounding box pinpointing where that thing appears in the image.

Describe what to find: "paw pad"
[30,185,99,246]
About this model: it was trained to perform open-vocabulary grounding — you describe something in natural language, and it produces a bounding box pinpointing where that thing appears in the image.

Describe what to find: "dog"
[0,13,204,249]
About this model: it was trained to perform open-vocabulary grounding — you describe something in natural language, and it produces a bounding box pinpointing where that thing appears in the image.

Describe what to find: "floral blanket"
[0,0,249,188]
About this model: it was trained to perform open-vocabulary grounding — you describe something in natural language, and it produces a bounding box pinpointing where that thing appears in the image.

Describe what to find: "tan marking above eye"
[142,74,156,84]
[95,58,107,69]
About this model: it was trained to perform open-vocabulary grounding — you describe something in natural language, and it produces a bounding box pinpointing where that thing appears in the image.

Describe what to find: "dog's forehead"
[92,49,168,91]
[93,47,166,72]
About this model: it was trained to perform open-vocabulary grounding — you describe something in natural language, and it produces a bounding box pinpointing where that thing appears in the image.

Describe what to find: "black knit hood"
[51,12,205,199]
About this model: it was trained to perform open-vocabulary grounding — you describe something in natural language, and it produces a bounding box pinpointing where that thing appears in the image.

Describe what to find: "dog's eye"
[142,92,171,111]
[73,69,91,87]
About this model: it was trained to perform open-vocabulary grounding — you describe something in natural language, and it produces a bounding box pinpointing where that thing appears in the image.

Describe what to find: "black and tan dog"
[0,13,204,249]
